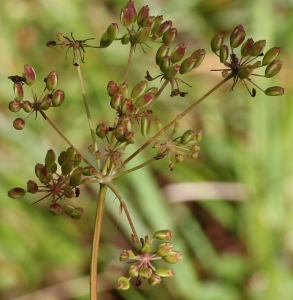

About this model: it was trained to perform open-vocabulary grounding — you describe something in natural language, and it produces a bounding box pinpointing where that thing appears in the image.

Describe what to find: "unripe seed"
[128,264,140,277]
[151,15,163,34]
[13,118,25,130]
[22,64,36,86]
[14,82,24,100]
[61,160,74,175]
[264,86,284,96]
[230,25,246,49]
[141,114,151,137]
[118,82,128,97]
[107,81,119,97]
[99,30,112,48]
[139,268,152,279]
[237,64,254,79]
[49,203,62,216]
[45,149,56,168]
[153,230,173,240]
[121,33,130,45]
[8,187,26,199]
[219,45,229,63]
[22,100,33,113]
[96,123,109,138]
[116,276,130,290]
[211,32,225,53]
[82,166,97,176]
[163,64,180,80]
[137,5,149,27]
[27,180,38,194]
[180,129,196,145]
[156,242,173,257]
[135,92,155,108]
[40,94,51,110]
[107,23,119,41]
[162,250,183,264]
[131,80,148,99]
[250,40,266,57]
[110,91,123,109]
[163,27,177,44]
[241,38,254,57]
[265,60,283,78]
[155,268,174,278]
[262,47,281,66]
[45,71,58,91]
[191,49,206,68]
[152,20,172,40]
[148,274,162,286]
[121,99,135,116]
[135,26,151,44]
[51,89,65,107]
[170,43,186,63]
[9,100,22,112]
[156,43,170,65]
[179,56,196,74]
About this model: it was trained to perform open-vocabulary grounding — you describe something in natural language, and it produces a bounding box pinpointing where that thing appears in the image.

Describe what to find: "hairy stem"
[120,76,232,168]
[76,54,101,170]
[107,182,142,249]
[90,184,107,300]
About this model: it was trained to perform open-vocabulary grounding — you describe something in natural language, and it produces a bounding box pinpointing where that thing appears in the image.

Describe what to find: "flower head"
[211,25,284,97]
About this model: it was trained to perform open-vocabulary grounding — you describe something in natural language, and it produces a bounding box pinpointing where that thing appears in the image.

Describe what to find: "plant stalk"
[90,183,107,300]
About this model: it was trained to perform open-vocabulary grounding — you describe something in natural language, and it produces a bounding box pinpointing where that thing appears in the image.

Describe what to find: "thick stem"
[90,184,107,300]
[121,76,232,168]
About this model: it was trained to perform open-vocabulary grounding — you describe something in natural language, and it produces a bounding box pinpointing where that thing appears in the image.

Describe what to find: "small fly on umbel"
[8,75,26,85]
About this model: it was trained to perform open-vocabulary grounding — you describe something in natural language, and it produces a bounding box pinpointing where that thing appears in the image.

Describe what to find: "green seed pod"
[63,204,84,219]
[110,91,124,109]
[40,94,51,110]
[152,20,172,40]
[163,64,180,80]
[45,149,56,168]
[9,100,22,112]
[191,49,206,68]
[127,264,140,277]
[69,166,82,186]
[170,43,186,63]
[96,123,109,138]
[158,55,170,72]
[120,0,137,27]
[153,229,173,240]
[262,47,281,66]
[151,15,163,34]
[211,32,225,53]
[175,154,184,163]
[219,45,229,63]
[135,92,155,108]
[27,180,38,194]
[196,129,203,142]
[22,100,33,113]
[22,64,36,86]
[125,131,135,144]
[135,26,151,44]
[116,276,130,290]
[142,15,155,29]
[264,86,284,96]
[180,129,196,145]
[8,187,26,199]
[250,40,266,57]
[141,114,151,137]
[48,162,57,174]
[61,160,74,175]
[118,82,128,97]
[139,268,152,279]
[131,80,148,100]
[51,89,65,107]
[73,154,82,167]
[64,187,74,198]
[137,5,149,27]
[115,124,127,143]
[230,25,246,49]
[118,115,132,131]
[121,33,130,45]
[58,151,66,166]
[148,274,162,286]
[237,64,254,79]
[82,166,97,176]
[107,23,119,41]
[265,60,283,78]
[14,82,24,101]
[107,81,119,97]
[163,27,177,44]
[121,99,135,116]
[156,43,170,65]
[119,250,135,261]
[45,71,58,91]
[156,242,173,257]
[162,250,183,264]
[65,147,75,161]
[99,30,112,48]
[35,163,50,183]
[179,56,196,74]
[155,268,174,278]
[49,203,62,216]
[241,38,254,57]
[88,143,95,153]
[13,118,25,130]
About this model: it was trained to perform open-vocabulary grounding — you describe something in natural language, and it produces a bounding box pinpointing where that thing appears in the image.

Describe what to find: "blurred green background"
[0,0,292,299]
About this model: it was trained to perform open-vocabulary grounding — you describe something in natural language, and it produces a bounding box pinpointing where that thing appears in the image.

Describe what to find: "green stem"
[42,112,92,166]
[111,157,157,179]
[123,43,135,83]
[76,55,101,170]
[107,182,142,249]
[90,183,107,300]
[121,76,231,168]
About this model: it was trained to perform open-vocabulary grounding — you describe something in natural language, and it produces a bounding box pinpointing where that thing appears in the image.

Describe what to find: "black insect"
[8,75,26,85]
